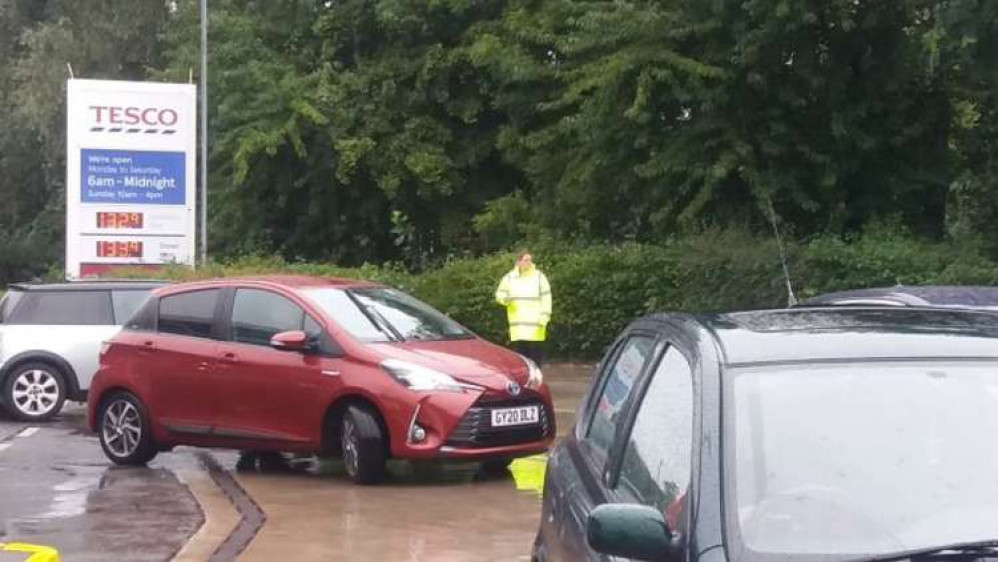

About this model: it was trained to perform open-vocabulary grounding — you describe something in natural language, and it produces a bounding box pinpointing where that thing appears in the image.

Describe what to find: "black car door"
[551,330,662,562]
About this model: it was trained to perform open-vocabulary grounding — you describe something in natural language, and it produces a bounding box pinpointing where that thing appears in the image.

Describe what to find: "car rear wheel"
[3,363,67,422]
[98,392,157,466]
[341,405,386,485]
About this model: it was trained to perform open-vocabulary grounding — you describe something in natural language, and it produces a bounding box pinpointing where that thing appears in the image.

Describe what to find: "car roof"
[8,280,168,292]
[804,285,998,309]
[675,307,998,366]
[152,275,381,295]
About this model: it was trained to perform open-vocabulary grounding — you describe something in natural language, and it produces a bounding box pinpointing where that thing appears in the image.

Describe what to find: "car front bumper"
[392,388,556,461]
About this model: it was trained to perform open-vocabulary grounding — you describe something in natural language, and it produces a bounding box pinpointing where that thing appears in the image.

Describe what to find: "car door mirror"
[270,330,311,352]
[587,504,676,562]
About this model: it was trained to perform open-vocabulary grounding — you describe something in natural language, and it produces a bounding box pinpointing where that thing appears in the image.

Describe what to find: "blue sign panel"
[81,149,185,205]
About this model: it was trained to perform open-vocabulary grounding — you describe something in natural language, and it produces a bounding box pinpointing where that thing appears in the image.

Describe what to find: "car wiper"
[857,539,998,562]
[345,292,404,341]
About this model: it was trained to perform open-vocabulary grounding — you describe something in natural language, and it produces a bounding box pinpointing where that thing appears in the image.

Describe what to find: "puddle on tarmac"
[39,476,92,518]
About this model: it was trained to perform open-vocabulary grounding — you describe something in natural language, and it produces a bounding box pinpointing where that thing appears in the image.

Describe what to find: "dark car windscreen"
[6,290,113,325]
[725,360,998,561]
[303,287,472,342]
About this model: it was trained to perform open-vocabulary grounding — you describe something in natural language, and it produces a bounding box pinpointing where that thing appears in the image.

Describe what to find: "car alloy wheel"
[11,370,60,417]
[340,405,387,485]
[342,418,360,477]
[4,363,66,422]
[101,399,143,459]
[97,393,157,466]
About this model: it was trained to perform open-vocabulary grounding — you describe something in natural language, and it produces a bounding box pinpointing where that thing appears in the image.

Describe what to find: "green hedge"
[103,229,998,360]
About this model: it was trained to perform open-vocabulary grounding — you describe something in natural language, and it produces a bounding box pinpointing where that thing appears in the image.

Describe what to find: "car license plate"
[491,405,540,427]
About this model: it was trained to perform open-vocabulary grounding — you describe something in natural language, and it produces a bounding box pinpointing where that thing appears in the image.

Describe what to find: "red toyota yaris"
[86,276,554,484]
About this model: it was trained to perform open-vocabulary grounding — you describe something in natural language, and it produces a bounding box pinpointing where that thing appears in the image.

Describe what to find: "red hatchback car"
[86,276,555,484]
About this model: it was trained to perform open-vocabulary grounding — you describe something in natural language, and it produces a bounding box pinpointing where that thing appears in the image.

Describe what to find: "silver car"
[0,281,165,421]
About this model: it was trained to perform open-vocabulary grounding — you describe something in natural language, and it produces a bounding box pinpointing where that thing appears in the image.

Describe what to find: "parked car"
[533,306,998,562]
[0,281,165,421]
[87,276,555,484]
[803,285,998,309]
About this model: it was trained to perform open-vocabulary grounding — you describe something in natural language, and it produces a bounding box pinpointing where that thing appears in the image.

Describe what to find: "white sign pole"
[65,79,197,279]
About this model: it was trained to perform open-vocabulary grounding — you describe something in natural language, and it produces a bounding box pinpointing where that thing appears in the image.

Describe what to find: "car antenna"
[764,196,798,307]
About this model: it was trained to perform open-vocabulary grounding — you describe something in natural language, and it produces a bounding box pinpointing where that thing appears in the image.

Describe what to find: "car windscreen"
[303,287,472,342]
[724,360,998,561]
[0,290,24,323]
[5,290,113,325]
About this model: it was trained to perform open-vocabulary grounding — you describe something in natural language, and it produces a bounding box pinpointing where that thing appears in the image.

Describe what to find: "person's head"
[516,250,533,272]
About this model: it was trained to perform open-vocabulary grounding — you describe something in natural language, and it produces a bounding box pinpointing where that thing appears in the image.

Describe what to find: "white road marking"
[18,427,40,438]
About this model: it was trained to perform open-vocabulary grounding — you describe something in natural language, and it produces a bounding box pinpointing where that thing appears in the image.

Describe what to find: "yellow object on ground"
[0,542,60,562]
[509,454,547,495]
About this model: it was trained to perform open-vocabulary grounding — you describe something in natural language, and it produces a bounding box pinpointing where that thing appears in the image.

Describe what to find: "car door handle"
[141,341,157,352]
[220,352,239,364]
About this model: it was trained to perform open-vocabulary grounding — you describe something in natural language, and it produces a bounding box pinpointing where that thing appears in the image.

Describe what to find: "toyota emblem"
[507,381,521,396]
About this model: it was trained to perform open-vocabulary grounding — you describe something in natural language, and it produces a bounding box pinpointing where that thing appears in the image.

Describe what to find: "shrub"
[87,229,998,360]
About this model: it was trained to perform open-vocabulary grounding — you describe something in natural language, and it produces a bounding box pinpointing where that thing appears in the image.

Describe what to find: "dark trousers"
[512,340,545,367]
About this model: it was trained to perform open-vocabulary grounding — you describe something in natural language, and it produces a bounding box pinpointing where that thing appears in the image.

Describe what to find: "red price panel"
[96,212,144,229]
[96,241,143,258]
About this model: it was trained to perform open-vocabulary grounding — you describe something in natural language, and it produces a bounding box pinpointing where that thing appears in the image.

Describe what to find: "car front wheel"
[341,405,386,485]
[98,392,157,466]
[3,363,67,422]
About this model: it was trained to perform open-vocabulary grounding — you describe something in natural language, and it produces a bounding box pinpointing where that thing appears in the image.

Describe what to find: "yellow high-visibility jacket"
[495,266,552,341]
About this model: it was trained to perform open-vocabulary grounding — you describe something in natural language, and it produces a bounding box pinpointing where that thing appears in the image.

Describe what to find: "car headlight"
[522,355,544,389]
[381,359,464,392]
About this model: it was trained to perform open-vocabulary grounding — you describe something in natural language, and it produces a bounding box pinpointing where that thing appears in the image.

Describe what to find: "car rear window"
[158,289,219,338]
[5,290,113,325]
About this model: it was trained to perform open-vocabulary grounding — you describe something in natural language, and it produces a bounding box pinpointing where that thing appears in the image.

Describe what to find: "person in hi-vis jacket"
[495,250,552,366]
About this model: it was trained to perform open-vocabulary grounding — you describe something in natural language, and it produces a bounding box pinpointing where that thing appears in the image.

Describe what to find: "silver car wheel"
[11,369,61,417]
[101,399,142,458]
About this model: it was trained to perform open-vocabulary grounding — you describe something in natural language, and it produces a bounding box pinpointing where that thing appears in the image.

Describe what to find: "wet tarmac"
[0,363,594,561]
[0,406,208,560]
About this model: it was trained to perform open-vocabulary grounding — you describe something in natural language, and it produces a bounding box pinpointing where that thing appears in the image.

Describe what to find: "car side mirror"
[270,330,312,352]
[587,504,676,562]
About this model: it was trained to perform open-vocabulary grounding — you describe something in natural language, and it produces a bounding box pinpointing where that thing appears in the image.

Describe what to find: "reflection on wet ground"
[0,413,204,561]
[0,363,594,561]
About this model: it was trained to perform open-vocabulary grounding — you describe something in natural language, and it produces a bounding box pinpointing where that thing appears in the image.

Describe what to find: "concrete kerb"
[170,464,240,562]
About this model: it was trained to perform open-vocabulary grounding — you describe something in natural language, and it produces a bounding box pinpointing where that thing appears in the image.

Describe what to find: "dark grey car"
[533,307,998,562]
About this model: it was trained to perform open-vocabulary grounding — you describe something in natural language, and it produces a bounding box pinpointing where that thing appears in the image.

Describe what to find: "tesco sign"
[66,79,197,279]
[89,106,179,127]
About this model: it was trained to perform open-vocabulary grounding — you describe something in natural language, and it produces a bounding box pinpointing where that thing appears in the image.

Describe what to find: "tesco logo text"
[89,106,179,127]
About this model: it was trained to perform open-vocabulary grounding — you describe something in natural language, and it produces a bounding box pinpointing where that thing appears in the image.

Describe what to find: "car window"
[231,289,304,346]
[616,347,694,527]
[587,335,656,456]
[125,296,158,332]
[6,290,113,325]
[111,289,153,325]
[158,289,219,338]
[304,314,323,338]
[0,290,24,323]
